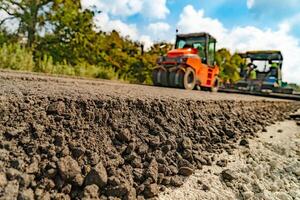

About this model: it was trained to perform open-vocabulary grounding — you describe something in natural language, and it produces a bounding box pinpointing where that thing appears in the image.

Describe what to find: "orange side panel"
[186,58,219,88]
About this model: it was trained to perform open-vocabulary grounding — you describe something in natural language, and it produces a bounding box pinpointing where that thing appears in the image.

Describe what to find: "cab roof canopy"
[239,50,283,61]
[176,32,217,42]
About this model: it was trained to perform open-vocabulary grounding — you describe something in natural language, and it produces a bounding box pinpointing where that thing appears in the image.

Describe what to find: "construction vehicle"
[152,32,220,91]
[234,50,293,94]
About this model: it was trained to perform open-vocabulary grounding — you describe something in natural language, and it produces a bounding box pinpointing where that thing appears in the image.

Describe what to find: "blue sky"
[123,0,300,38]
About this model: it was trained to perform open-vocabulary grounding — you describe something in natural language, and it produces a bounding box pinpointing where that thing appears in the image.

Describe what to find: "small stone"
[161,177,171,186]
[116,129,131,142]
[168,165,178,175]
[47,101,65,115]
[243,191,254,199]
[85,162,108,188]
[145,159,158,183]
[202,184,210,191]
[18,188,34,200]
[239,139,249,147]
[53,193,71,200]
[4,180,19,200]
[83,184,99,199]
[71,147,85,159]
[62,184,72,194]
[194,155,207,165]
[221,169,236,182]
[6,168,21,180]
[137,144,148,155]
[216,159,228,167]
[26,160,39,174]
[170,176,183,187]
[293,168,300,176]
[73,174,84,186]
[57,156,81,181]
[276,192,293,200]
[225,129,236,138]
[182,137,193,150]
[262,128,267,132]
[88,152,100,166]
[143,184,159,198]
[178,166,194,176]
[270,184,279,192]
[277,129,283,133]
[0,172,7,187]
[254,166,264,179]
[105,183,132,197]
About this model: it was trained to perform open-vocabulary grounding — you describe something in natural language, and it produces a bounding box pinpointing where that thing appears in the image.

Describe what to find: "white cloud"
[147,22,171,40]
[0,10,19,32]
[94,13,139,39]
[177,5,300,84]
[94,13,153,50]
[177,5,226,41]
[140,35,153,50]
[141,0,170,19]
[81,0,169,19]
[247,0,255,9]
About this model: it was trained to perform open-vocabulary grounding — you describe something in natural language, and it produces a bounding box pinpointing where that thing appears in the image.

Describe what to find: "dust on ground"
[159,113,300,200]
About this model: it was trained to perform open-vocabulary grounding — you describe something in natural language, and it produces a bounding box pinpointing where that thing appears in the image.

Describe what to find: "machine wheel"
[211,77,219,92]
[152,69,159,86]
[183,67,196,90]
[168,71,177,87]
[152,68,168,86]
[177,70,185,88]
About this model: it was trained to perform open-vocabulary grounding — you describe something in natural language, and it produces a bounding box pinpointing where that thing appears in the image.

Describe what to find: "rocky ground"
[0,71,299,200]
[159,113,300,200]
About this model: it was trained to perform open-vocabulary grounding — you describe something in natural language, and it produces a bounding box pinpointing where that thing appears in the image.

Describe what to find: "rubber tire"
[152,68,168,86]
[160,70,168,87]
[178,70,185,89]
[168,71,177,87]
[152,69,159,86]
[211,77,219,92]
[183,67,196,90]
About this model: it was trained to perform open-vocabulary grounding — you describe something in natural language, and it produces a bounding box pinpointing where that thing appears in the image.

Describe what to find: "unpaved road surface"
[159,115,300,200]
[0,70,299,200]
[0,70,286,101]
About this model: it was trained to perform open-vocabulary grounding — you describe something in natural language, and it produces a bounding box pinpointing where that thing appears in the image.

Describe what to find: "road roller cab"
[153,32,220,91]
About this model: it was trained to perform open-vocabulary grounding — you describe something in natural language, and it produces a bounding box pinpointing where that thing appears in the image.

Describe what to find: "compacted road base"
[0,71,299,200]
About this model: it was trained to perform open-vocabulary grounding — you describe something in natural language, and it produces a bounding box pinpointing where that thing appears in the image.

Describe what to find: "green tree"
[216,48,243,83]
[0,0,52,48]
[35,0,99,65]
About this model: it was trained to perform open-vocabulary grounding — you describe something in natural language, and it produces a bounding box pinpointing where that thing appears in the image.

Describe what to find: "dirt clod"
[143,184,159,198]
[84,162,108,188]
[221,169,236,182]
[178,167,194,176]
[58,156,81,182]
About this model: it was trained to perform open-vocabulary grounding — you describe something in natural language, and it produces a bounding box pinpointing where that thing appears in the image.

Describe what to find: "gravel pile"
[0,71,299,199]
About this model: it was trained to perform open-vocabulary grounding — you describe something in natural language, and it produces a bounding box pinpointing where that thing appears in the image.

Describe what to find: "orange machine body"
[159,47,219,88]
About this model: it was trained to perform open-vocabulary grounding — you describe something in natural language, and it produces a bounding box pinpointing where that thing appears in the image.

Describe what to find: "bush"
[0,43,34,71]
[95,66,119,80]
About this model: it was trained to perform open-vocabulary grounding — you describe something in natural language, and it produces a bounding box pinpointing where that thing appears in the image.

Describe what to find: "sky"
[80,0,300,84]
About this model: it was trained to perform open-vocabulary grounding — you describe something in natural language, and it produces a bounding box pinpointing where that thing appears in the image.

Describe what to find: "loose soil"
[0,71,299,200]
[159,114,300,200]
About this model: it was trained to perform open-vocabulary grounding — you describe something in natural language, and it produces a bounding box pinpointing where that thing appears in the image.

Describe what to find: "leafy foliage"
[0,43,34,71]
[215,48,243,83]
